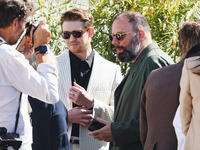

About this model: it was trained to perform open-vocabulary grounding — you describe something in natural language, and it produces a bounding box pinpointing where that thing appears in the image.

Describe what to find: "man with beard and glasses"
[56,8,122,150]
[88,11,174,150]
[0,0,59,149]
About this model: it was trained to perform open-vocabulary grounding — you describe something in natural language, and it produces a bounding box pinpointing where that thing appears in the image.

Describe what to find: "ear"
[138,29,145,41]
[12,18,19,28]
[88,27,94,37]
[8,18,19,35]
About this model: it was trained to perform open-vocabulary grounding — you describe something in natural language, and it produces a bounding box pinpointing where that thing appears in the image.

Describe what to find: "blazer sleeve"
[51,100,70,150]
[179,61,192,135]
[111,118,140,146]
[93,65,122,121]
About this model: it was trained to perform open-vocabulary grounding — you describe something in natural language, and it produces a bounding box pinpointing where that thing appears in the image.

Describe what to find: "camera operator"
[0,0,59,149]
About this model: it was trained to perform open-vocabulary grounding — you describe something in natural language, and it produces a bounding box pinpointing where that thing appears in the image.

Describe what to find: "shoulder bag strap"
[14,92,22,134]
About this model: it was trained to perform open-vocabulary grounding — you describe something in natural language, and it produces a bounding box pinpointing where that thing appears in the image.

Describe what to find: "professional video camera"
[0,127,22,150]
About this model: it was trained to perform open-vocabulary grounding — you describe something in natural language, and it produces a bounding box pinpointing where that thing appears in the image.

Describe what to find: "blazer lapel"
[87,51,103,94]
[58,50,72,109]
[114,66,137,120]
[114,71,129,119]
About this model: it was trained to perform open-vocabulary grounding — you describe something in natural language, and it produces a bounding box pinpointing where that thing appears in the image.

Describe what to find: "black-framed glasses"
[60,30,88,39]
[109,31,132,41]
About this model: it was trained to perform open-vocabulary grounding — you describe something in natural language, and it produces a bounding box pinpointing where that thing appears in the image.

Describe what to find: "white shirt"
[0,37,59,149]
[173,105,186,150]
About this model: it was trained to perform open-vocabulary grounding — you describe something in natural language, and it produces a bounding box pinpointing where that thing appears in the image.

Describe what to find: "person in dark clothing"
[140,20,200,150]
[27,52,70,150]
[88,11,173,150]
[29,97,70,150]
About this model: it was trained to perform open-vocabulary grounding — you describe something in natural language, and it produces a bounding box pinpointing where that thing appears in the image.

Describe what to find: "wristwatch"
[35,45,48,54]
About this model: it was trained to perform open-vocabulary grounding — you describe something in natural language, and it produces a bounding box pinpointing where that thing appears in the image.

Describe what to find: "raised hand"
[69,82,94,108]
[31,19,51,48]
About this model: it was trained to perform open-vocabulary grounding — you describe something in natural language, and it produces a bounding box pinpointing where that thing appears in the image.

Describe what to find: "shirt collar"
[84,50,95,68]
[69,49,95,68]
[133,42,159,65]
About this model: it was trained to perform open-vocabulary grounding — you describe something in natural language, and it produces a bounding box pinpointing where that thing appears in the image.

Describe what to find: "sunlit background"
[23,0,200,74]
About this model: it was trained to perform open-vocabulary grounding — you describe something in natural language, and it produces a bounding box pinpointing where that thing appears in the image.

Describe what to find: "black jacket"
[28,97,70,150]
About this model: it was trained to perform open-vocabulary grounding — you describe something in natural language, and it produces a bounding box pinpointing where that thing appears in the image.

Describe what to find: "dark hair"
[60,8,93,30]
[185,44,200,75]
[185,44,200,58]
[178,20,200,59]
[113,11,151,33]
[0,0,34,28]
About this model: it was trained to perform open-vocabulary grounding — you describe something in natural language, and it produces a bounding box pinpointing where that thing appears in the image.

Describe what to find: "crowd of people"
[0,0,199,150]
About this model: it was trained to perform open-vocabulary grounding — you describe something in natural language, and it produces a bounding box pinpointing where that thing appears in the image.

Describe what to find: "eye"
[63,32,70,39]
[73,31,82,38]
[116,33,123,40]
[109,35,113,41]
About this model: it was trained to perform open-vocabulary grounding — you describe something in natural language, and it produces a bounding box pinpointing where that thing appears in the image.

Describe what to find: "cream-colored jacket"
[56,50,122,150]
[180,56,200,150]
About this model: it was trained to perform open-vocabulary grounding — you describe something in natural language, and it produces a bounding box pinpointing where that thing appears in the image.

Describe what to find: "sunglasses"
[60,30,88,39]
[109,32,132,41]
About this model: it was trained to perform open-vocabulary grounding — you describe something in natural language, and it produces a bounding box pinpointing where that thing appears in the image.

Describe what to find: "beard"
[9,27,24,45]
[116,36,140,62]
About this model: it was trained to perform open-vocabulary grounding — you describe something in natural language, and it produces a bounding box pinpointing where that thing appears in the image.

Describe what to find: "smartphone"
[88,119,105,132]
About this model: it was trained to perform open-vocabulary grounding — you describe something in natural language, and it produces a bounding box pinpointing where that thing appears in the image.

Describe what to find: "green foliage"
[33,0,68,55]
[90,0,199,74]
[33,0,199,75]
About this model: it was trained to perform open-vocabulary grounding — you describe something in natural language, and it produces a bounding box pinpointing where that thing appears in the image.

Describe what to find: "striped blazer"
[56,50,122,150]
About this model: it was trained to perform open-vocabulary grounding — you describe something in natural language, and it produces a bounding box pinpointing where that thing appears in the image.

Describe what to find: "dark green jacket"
[110,42,174,150]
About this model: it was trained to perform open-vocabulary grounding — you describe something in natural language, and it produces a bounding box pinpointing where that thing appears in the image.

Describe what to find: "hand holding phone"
[88,119,105,132]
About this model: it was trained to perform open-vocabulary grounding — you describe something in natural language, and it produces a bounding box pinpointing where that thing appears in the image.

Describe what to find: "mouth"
[115,46,125,53]
[70,43,78,47]
[116,49,124,54]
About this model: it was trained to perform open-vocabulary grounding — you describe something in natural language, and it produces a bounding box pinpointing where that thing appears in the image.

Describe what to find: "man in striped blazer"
[56,8,122,150]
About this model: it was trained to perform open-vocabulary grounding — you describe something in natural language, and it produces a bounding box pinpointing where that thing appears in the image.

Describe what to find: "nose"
[69,34,76,42]
[112,36,120,46]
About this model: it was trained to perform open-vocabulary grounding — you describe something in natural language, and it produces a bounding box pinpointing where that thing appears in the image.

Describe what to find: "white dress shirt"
[173,105,186,150]
[0,37,59,149]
